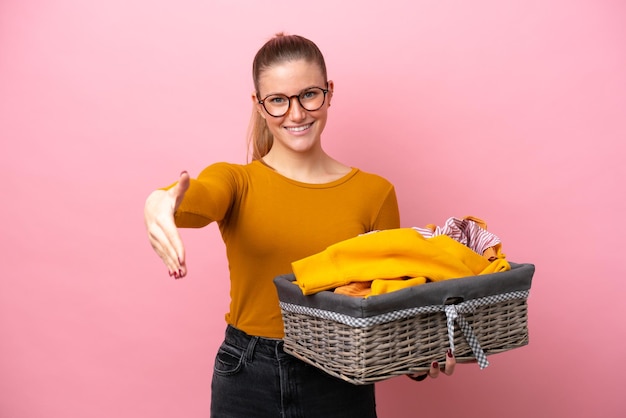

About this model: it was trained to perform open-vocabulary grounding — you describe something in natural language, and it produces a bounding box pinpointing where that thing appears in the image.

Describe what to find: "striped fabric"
[412,217,501,256]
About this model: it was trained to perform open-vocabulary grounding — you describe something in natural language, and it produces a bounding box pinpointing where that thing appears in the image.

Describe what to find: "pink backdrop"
[2,1,625,417]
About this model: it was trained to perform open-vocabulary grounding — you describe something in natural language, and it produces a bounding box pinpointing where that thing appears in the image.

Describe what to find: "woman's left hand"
[407,349,456,381]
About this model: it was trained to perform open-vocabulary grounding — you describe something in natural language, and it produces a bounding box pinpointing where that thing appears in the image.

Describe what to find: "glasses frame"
[257,84,329,118]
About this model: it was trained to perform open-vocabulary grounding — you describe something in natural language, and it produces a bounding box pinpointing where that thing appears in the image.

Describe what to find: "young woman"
[144,33,454,418]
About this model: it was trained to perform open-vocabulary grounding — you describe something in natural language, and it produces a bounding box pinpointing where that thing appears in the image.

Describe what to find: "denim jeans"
[210,325,377,418]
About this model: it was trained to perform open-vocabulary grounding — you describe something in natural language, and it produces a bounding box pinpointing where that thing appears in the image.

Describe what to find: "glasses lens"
[263,94,290,117]
[298,88,326,112]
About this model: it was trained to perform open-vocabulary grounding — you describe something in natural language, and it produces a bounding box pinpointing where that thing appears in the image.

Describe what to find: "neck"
[261,148,350,184]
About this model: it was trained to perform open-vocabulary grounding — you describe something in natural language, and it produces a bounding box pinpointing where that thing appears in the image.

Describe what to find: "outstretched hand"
[144,171,190,279]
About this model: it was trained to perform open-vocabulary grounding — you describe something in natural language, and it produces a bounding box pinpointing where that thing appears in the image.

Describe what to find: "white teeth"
[286,123,312,132]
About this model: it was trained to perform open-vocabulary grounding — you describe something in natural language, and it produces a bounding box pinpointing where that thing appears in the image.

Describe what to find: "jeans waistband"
[224,325,285,359]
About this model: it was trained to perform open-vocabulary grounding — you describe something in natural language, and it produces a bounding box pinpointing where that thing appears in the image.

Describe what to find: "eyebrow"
[261,84,326,98]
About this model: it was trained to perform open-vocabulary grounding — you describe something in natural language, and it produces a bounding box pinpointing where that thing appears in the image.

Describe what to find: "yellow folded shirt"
[292,228,510,295]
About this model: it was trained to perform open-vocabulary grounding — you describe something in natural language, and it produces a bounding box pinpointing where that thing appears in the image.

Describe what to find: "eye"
[267,95,288,105]
[300,89,320,100]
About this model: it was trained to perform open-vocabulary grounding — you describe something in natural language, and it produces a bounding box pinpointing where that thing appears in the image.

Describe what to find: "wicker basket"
[273,262,534,385]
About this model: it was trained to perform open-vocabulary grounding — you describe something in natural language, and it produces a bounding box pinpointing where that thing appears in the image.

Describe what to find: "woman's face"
[254,59,333,157]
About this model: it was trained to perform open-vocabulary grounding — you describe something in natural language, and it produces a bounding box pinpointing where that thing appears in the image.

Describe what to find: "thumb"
[170,170,190,211]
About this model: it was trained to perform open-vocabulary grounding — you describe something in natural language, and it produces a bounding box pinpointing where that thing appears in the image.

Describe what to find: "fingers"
[168,171,189,272]
[443,349,456,376]
[154,203,186,274]
[407,361,441,381]
[144,172,191,278]
[147,223,186,278]
[428,361,441,379]
[407,349,456,382]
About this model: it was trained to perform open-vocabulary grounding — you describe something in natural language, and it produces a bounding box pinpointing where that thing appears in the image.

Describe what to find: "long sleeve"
[172,163,242,228]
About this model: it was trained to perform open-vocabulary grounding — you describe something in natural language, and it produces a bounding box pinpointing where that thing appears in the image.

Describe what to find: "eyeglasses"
[257,85,329,117]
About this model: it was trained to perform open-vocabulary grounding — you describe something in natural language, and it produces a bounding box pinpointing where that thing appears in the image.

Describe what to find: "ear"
[252,92,266,118]
[326,80,335,107]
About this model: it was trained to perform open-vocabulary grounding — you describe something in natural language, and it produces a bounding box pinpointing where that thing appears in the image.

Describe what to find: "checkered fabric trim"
[445,304,488,369]
[280,290,529,369]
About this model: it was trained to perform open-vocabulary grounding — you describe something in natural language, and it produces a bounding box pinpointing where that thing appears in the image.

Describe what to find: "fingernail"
[180,171,188,176]
[178,269,183,277]
[447,349,453,358]
[432,361,439,369]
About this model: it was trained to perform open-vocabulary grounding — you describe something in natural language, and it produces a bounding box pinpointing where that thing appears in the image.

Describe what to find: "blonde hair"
[247,33,328,161]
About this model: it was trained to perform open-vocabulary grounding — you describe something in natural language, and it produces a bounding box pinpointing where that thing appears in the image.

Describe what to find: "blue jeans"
[210,325,377,418]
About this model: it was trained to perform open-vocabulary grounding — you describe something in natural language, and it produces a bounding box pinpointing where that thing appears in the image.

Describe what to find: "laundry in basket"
[273,262,535,385]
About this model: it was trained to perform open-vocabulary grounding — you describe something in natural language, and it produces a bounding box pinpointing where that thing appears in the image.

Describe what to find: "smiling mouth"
[285,123,313,132]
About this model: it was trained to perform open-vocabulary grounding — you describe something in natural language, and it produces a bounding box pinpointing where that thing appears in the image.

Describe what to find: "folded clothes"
[291,228,510,296]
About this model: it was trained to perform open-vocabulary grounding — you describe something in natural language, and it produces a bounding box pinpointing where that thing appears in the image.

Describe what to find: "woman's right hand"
[407,349,456,382]
[144,171,190,278]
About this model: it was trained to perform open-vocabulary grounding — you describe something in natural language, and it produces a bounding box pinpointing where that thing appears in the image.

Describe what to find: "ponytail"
[247,107,273,161]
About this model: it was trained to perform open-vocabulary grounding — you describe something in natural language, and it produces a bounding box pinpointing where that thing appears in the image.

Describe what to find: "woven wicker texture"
[281,297,528,384]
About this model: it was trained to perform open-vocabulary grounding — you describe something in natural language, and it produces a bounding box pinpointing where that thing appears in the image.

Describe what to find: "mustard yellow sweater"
[291,228,510,296]
[171,161,400,338]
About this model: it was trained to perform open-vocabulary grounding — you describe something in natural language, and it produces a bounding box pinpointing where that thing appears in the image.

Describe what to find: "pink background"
[2,1,625,417]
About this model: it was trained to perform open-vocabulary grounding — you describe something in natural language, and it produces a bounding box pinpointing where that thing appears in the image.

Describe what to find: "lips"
[284,122,313,132]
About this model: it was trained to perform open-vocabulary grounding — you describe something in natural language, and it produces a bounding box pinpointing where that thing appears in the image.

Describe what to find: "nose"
[287,96,306,121]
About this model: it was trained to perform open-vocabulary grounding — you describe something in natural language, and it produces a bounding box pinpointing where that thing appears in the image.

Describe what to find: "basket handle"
[445,302,489,369]
[444,296,464,305]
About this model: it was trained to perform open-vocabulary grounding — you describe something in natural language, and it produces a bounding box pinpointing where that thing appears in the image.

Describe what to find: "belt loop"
[244,336,259,364]
[275,339,284,358]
